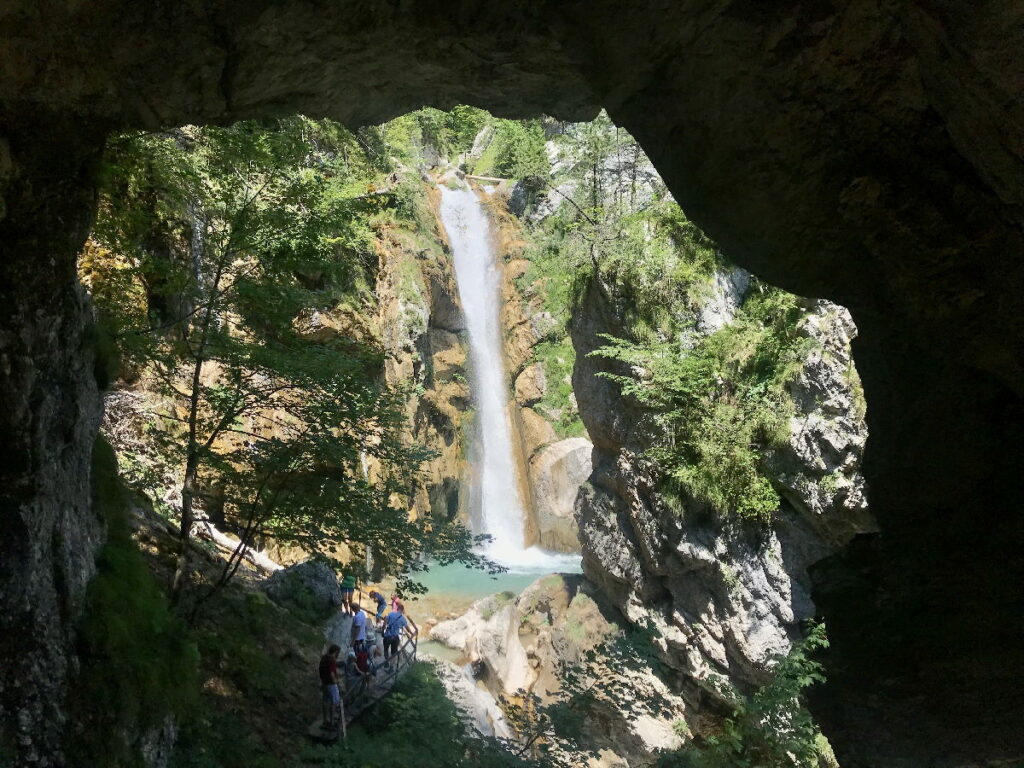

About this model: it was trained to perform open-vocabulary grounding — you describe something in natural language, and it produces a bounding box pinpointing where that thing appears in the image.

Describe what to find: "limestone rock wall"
[489,191,588,553]
[0,123,106,767]
[373,197,472,524]
[571,277,875,730]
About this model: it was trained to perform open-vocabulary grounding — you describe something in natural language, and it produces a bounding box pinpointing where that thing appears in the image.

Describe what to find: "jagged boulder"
[432,575,687,766]
[261,561,341,621]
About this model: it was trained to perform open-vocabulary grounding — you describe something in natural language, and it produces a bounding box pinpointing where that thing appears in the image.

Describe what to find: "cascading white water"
[439,182,579,572]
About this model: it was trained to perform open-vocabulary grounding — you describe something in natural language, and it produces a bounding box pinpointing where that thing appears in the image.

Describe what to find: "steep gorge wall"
[0,125,106,765]
[375,189,472,525]
[572,278,873,716]
[564,301,876,768]
[487,191,590,553]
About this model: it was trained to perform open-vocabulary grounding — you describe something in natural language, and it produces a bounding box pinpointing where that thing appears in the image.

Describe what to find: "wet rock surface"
[1,2,1023,764]
[528,438,592,552]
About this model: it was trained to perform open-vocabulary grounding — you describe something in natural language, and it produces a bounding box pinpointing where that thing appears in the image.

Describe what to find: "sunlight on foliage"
[657,623,832,768]
[594,285,813,522]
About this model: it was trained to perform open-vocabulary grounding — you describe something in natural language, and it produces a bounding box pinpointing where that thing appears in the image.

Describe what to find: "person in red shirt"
[319,644,341,730]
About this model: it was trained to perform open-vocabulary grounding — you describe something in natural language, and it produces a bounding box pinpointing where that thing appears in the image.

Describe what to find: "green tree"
[495,119,549,181]
[91,118,492,611]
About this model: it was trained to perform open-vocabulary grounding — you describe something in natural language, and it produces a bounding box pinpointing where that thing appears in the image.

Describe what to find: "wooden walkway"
[308,616,418,743]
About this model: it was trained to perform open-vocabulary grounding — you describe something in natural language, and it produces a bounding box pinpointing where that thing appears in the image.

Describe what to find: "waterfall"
[439,182,579,572]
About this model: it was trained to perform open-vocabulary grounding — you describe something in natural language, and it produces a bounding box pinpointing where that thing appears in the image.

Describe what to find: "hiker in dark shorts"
[382,604,417,665]
[319,644,341,729]
[368,589,387,629]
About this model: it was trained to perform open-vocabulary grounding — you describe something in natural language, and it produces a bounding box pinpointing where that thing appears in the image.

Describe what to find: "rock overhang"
[1,2,1023,766]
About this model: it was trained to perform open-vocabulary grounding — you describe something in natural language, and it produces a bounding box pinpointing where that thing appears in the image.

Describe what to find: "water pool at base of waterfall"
[402,555,583,625]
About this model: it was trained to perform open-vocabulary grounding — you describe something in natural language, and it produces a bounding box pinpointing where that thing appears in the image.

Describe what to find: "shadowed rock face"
[1,2,1022,765]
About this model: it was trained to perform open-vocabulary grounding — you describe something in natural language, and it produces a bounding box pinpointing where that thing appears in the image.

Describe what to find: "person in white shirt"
[350,603,368,652]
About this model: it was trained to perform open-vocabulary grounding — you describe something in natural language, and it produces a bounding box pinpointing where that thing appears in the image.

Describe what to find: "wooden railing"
[337,628,418,738]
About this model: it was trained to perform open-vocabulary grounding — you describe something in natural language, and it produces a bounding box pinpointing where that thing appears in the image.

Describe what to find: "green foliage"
[304,662,533,768]
[657,623,830,768]
[529,337,585,439]
[66,437,199,766]
[196,589,321,699]
[673,719,692,740]
[494,120,549,181]
[381,105,490,164]
[594,285,812,523]
[447,105,491,155]
[170,584,324,768]
[471,119,548,182]
[91,116,494,602]
[528,115,719,328]
[171,713,277,768]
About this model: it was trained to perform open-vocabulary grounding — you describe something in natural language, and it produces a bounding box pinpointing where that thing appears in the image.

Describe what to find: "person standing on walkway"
[382,604,417,666]
[368,589,387,629]
[340,572,357,616]
[319,644,342,730]
[350,602,368,652]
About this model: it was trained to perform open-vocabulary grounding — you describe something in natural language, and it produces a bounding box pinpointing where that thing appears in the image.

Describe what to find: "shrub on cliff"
[657,624,833,768]
[594,284,812,523]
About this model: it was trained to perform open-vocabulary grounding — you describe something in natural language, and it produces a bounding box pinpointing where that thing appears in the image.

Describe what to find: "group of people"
[319,578,418,731]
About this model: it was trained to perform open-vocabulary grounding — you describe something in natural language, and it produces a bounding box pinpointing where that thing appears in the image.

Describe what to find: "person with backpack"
[318,644,342,730]
[382,604,417,666]
[339,572,357,616]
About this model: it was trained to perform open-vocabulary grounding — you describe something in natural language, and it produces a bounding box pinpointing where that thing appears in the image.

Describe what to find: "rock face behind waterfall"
[571,276,875,715]
[375,196,472,525]
[529,438,593,552]
[488,191,591,553]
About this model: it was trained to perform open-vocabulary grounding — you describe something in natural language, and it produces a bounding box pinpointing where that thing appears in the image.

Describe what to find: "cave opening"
[2,4,1023,766]
[0,103,985,768]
